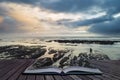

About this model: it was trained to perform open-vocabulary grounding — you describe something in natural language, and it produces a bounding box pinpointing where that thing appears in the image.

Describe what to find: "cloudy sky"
[0,0,120,37]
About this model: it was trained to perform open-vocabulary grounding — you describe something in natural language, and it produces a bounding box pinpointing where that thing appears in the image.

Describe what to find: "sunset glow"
[0,0,120,37]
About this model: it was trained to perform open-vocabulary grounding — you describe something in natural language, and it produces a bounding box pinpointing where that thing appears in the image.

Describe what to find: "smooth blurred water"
[0,37,120,60]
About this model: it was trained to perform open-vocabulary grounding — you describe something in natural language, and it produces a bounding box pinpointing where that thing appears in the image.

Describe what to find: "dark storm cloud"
[100,0,120,15]
[0,0,119,14]
[0,0,99,13]
[89,18,120,35]
[0,0,120,35]
[49,0,120,35]
[0,0,36,4]
[38,0,120,15]
[38,0,98,12]
[87,0,120,35]
[58,15,114,27]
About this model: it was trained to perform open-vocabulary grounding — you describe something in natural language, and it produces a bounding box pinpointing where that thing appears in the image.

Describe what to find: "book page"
[63,66,102,74]
[24,67,62,74]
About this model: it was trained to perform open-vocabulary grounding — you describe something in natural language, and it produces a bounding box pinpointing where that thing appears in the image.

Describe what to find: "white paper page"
[24,67,62,74]
[63,66,102,74]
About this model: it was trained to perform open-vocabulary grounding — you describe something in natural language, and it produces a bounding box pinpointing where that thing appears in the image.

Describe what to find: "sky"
[0,0,120,37]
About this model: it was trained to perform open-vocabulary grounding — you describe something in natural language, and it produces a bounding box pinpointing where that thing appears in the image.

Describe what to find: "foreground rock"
[0,45,46,59]
[53,53,64,62]
[59,56,69,68]
[52,49,69,62]
[33,57,53,68]
[58,52,110,68]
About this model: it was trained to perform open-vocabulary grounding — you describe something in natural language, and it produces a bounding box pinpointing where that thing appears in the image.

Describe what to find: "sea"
[0,36,120,60]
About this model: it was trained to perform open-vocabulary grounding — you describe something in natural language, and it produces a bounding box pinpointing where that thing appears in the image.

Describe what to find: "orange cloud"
[7,3,69,34]
[7,3,45,32]
[0,16,4,23]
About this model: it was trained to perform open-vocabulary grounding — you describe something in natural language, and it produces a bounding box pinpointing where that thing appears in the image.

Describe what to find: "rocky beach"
[0,38,120,69]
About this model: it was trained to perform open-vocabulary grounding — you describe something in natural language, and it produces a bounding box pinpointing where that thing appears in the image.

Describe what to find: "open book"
[24,66,102,75]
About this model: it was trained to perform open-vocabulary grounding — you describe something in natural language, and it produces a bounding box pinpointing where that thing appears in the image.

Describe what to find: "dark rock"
[0,45,46,59]
[33,57,53,68]
[48,40,119,45]
[30,49,46,59]
[48,49,57,54]
[53,53,64,62]
[59,57,69,65]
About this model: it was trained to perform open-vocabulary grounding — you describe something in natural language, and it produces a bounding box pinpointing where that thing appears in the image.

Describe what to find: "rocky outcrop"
[53,53,64,62]
[0,45,46,59]
[48,49,57,54]
[59,57,69,68]
[56,52,110,68]
[33,57,53,68]
[48,40,119,45]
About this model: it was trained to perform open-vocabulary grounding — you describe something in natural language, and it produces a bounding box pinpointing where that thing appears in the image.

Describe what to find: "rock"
[30,49,46,59]
[53,53,64,62]
[50,40,117,45]
[0,45,47,59]
[48,49,57,54]
[59,57,69,65]
[33,57,53,68]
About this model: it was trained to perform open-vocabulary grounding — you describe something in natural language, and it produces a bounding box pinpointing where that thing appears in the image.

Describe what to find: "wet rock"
[88,53,110,60]
[53,53,64,62]
[48,49,57,54]
[59,57,69,66]
[48,40,118,45]
[33,57,53,68]
[30,49,46,59]
[0,45,46,59]
[69,52,110,67]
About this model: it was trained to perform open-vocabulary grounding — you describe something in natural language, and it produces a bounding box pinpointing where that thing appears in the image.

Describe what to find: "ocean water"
[0,37,120,60]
